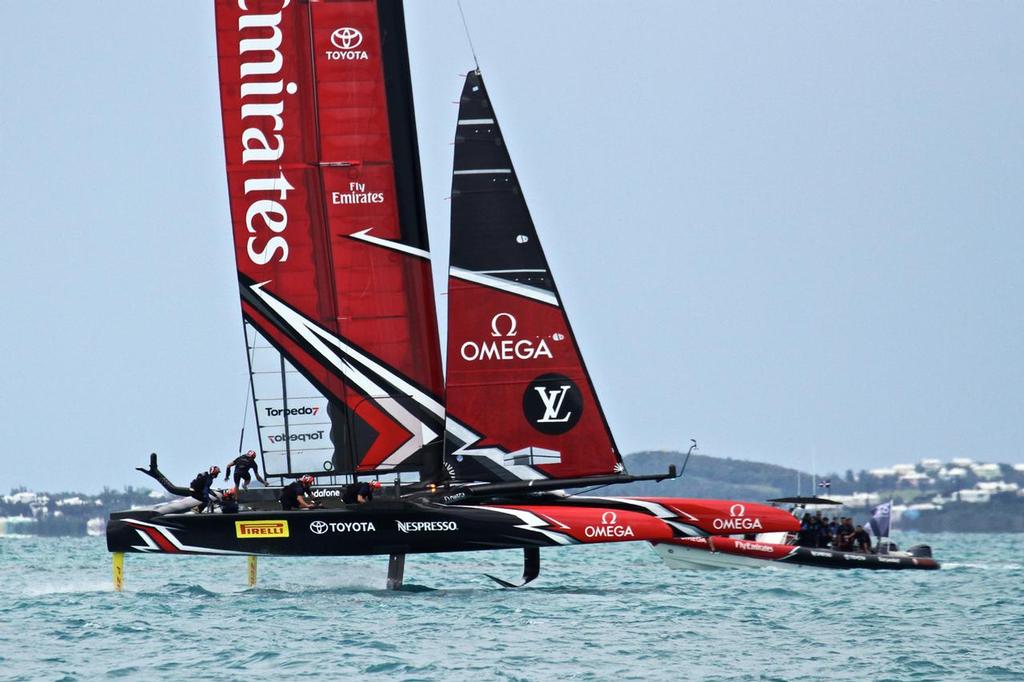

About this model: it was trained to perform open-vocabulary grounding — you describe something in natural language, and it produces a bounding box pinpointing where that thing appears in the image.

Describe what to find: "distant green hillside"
[621,450,1024,500]
[618,450,1024,532]
[617,450,830,500]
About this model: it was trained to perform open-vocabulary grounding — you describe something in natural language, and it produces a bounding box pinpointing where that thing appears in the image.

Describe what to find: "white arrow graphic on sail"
[444,418,547,481]
[251,282,442,467]
[349,228,431,259]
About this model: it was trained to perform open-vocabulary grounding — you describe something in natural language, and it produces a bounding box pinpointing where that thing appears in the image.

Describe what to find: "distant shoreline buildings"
[3,454,1023,536]
[837,457,1024,515]
[0,488,169,538]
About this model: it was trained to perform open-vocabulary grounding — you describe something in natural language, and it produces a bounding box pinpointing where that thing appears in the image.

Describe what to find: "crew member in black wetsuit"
[190,466,220,513]
[341,480,381,504]
[219,487,239,514]
[224,450,267,489]
[280,475,317,511]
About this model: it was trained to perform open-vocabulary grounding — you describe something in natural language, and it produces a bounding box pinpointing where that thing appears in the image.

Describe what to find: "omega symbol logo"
[601,511,617,525]
[491,312,517,337]
[331,27,363,50]
[729,504,745,518]
[310,521,328,535]
[522,373,583,435]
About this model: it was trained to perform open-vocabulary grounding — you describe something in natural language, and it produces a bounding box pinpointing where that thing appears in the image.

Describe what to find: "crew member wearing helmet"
[219,487,240,514]
[189,466,221,513]
[225,450,267,489]
[280,475,318,511]
[342,480,382,504]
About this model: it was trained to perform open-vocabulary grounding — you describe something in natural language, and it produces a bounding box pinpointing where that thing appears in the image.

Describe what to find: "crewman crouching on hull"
[342,480,382,504]
[219,487,239,514]
[280,475,319,511]
[190,466,221,513]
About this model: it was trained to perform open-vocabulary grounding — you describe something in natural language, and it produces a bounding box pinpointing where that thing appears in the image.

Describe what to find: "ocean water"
[0,533,1021,681]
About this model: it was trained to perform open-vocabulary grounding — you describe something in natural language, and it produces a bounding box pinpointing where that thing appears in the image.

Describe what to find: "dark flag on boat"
[818,479,831,490]
[869,500,892,539]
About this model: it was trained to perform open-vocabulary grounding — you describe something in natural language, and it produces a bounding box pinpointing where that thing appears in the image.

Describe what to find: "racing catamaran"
[107,1,932,587]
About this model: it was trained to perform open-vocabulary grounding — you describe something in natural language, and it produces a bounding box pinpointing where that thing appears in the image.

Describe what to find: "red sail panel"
[445,283,621,480]
[444,71,623,482]
[309,2,441,394]
[215,0,444,477]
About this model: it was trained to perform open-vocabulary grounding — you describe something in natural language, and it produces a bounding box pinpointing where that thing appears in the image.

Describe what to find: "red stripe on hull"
[128,522,179,553]
[635,497,800,535]
[499,505,676,544]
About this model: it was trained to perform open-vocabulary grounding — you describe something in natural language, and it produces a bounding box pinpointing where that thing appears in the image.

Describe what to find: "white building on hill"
[976,481,1019,493]
[971,463,1002,480]
[899,471,933,487]
[830,492,882,508]
[956,489,991,504]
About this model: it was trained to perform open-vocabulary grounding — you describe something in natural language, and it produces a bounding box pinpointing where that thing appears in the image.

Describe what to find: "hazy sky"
[2,2,1022,492]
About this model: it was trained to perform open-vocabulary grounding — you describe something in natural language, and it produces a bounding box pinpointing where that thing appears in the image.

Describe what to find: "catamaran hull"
[652,537,940,571]
[107,495,802,557]
[107,500,682,556]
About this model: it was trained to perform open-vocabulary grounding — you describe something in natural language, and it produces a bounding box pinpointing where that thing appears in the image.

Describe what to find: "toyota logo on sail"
[327,27,369,61]
[331,27,363,49]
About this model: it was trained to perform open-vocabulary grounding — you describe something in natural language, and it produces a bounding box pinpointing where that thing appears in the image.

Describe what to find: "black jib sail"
[443,70,625,483]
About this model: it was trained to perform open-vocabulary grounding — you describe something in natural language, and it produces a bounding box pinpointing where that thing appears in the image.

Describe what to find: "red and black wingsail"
[215,0,444,479]
[444,70,624,482]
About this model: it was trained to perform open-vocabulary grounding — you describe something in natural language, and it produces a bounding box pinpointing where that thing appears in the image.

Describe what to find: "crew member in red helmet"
[342,480,382,504]
[224,450,267,489]
[189,466,221,513]
[219,487,240,514]
[280,475,318,511]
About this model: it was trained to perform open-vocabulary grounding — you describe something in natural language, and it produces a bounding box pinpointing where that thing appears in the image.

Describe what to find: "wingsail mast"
[215,0,444,482]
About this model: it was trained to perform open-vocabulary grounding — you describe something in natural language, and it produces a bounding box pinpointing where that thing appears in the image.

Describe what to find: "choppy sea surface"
[1,533,1021,681]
